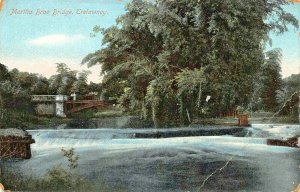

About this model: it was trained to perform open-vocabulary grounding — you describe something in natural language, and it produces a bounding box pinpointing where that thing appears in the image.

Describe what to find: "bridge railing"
[31,95,57,102]
[31,95,69,102]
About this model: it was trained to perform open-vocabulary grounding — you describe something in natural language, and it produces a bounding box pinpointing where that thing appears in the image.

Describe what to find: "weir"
[8,125,300,192]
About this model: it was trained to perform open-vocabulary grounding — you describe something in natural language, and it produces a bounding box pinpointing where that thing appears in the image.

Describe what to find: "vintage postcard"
[0,0,299,191]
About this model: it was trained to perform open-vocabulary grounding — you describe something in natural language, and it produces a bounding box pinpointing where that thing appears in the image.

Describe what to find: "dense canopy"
[83,0,298,127]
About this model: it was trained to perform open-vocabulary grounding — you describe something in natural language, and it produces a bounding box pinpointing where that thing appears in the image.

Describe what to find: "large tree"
[71,70,91,96]
[0,63,10,81]
[48,63,77,95]
[249,49,283,112]
[83,0,298,127]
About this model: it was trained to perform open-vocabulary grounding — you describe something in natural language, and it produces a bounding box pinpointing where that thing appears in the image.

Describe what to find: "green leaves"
[250,48,283,111]
[0,63,10,81]
[176,68,205,95]
[49,63,92,96]
[71,70,91,95]
[83,0,298,125]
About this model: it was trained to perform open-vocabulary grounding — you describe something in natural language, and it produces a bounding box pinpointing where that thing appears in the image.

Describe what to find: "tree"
[249,49,283,111]
[83,0,298,126]
[87,82,102,95]
[284,73,300,95]
[48,63,77,95]
[9,69,40,92]
[0,63,10,119]
[71,70,91,96]
[31,76,50,95]
[261,49,283,111]
[275,73,300,109]
[0,63,10,81]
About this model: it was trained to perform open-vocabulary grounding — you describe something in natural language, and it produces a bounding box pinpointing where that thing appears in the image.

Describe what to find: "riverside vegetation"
[1,148,94,191]
[0,0,300,128]
[83,0,299,127]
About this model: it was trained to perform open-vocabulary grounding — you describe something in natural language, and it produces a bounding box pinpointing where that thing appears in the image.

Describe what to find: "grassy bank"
[0,148,126,192]
[0,148,88,191]
[1,107,298,130]
[0,110,70,129]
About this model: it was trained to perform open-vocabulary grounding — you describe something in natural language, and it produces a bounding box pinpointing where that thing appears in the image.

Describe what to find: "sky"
[0,0,299,83]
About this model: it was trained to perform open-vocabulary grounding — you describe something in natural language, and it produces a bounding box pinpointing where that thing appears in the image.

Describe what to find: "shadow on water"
[91,158,260,192]
[134,127,249,138]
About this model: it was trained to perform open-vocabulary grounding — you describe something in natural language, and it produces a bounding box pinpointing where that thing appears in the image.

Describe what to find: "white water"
[28,124,300,152]
[250,123,300,139]
[6,124,300,191]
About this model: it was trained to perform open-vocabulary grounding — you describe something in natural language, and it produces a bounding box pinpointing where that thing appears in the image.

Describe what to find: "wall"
[35,103,56,115]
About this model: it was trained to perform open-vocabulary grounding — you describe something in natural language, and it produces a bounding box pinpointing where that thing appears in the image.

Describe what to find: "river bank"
[30,115,299,130]
[2,105,298,130]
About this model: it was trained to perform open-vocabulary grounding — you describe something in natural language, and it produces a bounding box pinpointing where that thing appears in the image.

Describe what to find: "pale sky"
[0,0,299,83]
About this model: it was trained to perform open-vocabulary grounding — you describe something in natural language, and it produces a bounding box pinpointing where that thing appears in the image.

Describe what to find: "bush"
[0,148,94,191]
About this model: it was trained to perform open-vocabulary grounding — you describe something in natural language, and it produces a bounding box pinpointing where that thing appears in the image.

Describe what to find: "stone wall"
[35,103,56,115]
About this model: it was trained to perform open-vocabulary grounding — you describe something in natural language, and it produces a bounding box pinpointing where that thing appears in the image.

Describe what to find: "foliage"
[284,73,300,93]
[31,76,50,95]
[83,0,298,126]
[0,63,10,81]
[61,148,79,169]
[49,63,77,95]
[278,73,300,105]
[0,148,95,191]
[0,62,99,128]
[48,63,97,97]
[0,67,40,128]
[42,148,80,190]
[250,49,283,111]
[94,109,123,118]
[88,82,103,98]
[71,70,91,96]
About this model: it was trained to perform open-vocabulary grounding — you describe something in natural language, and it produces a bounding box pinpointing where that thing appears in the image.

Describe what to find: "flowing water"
[4,124,300,191]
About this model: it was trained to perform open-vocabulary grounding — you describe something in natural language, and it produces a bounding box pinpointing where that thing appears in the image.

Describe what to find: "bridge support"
[32,95,109,117]
[55,95,68,117]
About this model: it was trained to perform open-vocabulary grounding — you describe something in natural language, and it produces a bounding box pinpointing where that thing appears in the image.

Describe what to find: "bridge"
[64,100,109,115]
[31,95,110,117]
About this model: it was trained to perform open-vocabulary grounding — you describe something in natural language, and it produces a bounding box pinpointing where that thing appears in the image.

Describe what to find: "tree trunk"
[179,96,189,126]
[298,91,300,123]
[152,96,161,128]
[0,94,3,120]
[141,99,150,121]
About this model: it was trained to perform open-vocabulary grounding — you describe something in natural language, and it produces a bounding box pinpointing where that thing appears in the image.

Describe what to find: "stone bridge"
[31,95,109,117]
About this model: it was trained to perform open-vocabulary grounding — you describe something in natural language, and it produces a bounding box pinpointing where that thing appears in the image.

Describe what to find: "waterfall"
[28,128,139,149]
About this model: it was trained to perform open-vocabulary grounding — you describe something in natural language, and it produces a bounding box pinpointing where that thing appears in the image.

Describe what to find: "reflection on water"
[5,124,300,191]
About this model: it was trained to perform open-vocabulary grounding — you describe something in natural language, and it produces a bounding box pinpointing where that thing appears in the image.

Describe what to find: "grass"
[68,106,123,119]
[94,110,123,118]
[1,148,91,191]
[0,106,124,130]
[0,163,127,192]
[248,111,299,124]
[0,108,71,129]
[1,166,94,192]
[0,148,127,192]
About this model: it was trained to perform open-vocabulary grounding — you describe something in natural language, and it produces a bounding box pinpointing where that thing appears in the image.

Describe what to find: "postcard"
[0,0,299,191]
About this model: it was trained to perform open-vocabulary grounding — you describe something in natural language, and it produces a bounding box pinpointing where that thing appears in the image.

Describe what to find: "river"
[5,124,300,191]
